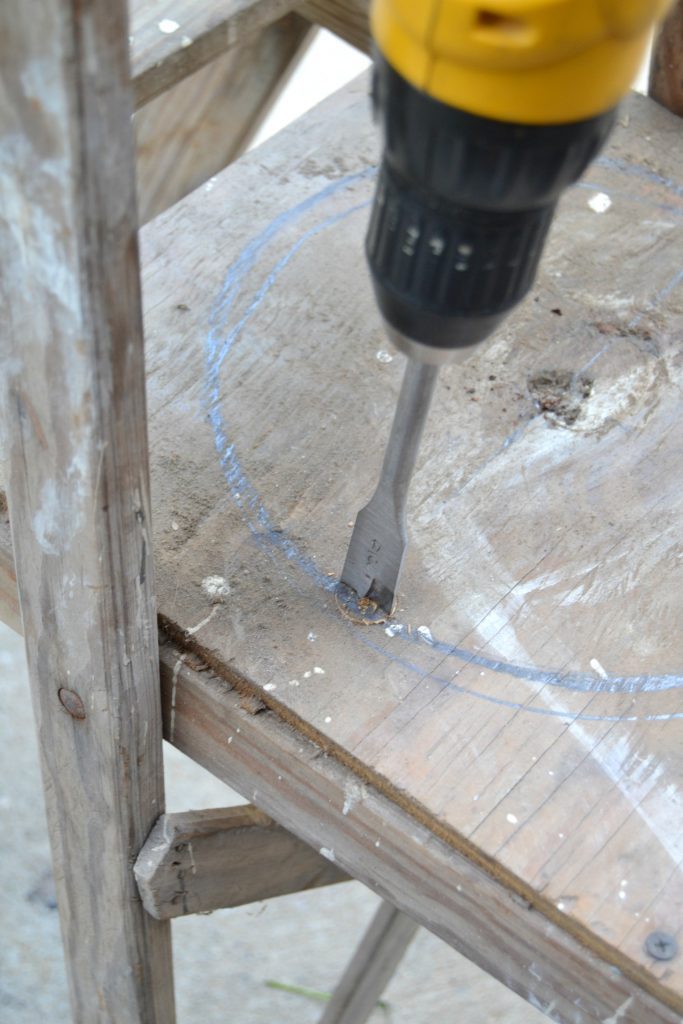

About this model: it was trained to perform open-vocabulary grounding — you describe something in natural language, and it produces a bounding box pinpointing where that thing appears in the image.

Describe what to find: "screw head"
[644,931,678,961]
[58,687,86,720]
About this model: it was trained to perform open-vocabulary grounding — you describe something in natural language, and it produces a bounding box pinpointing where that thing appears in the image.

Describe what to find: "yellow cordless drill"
[341,0,670,613]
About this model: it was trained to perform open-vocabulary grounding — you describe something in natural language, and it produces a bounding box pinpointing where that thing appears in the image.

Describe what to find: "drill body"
[367,0,668,363]
[340,0,669,610]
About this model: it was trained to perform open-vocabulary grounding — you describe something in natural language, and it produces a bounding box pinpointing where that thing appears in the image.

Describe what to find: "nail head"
[58,688,86,719]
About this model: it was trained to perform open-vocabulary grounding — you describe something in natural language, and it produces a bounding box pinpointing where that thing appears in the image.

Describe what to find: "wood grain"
[320,901,419,1024]
[134,13,313,223]
[135,804,348,919]
[0,1,174,1019]
[298,0,370,52]
[129,0,297,108]
[650,0,683,117]
[156,639,683,1024]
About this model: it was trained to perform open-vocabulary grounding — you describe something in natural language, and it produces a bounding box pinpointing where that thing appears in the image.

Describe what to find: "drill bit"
[340,357,439,613]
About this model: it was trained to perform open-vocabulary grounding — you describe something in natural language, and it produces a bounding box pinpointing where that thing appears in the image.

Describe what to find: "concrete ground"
[0,620,547,1024]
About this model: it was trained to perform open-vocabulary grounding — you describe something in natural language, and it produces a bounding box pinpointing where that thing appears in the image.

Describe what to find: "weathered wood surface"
[2,75,682,1023]
[135,13,313,223]
[133,77,683,1020]
[319,900,419,1024]
[129,0,297,108]
[135,803,348,918]
[298,0,370,52]
[0,0,174,1020]
[155,640,683,1024]
[650,0,683,117]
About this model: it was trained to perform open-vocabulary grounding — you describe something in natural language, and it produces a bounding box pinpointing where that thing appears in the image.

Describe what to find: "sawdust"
[334,583,389,626]
[527,369,593,426]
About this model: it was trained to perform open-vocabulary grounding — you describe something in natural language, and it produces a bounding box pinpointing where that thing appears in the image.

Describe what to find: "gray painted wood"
[319,901,418,1024]
[135,804,348,919]
[0,1,174,1020]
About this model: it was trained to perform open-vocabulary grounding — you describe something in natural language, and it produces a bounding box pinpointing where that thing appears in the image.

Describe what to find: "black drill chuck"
[366,55,617,361]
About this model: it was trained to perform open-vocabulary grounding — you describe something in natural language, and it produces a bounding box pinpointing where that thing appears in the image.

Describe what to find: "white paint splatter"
[313,666,325,675]
[169,654,186,742]
[588,192,612,213]
[319,847,335,861]
[324,716,332,724]
[158,18,179,32]
[263,683,276,692]
[376,350,393,363]
[416,625,434,645]
[602,996,633,1024]
[33,453,88,556]
[186,605,219,636]
[307,631,317,641]
[590,657,608,679]
[288,679,300,687]
[180,35,192,47]
[385,623,404,638]
[202,575,230,604]
[506,813,518,824]
[342,779,367,816]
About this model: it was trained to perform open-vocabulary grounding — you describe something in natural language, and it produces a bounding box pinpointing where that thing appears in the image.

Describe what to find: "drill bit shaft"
[340,357,439,612]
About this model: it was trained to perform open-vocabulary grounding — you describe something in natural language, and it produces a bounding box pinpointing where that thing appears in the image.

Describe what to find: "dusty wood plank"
[320,900,419,1024]
[134,75,683,1019]
[0,1,174,1020]
[298,0,370,52]
[649,0,683,116]
[129,0,297,108]
[135,803,348,919]
[135,13,313,223]
[155,639,683,1024]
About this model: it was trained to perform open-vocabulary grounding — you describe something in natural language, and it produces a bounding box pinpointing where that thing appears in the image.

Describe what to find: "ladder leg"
[0,1,175,1019]
[320,900,419,1024]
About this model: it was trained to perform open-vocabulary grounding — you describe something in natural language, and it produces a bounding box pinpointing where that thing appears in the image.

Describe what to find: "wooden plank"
[134,75,683,1020]
[155,638,683,1024]
[135,13,313,224]
[129,0,297,108]
[320,901,419,1024]
[0,1,174,1020]
[0,541,678,1024]
[650,0,683,116]
[135,803,348,919]
[298,0,370,52]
